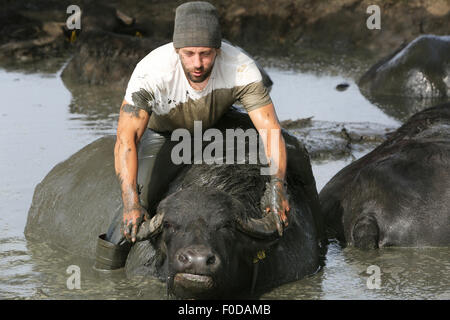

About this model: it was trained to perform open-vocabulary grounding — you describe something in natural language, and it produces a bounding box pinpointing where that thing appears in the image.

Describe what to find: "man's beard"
[182,62,214,83]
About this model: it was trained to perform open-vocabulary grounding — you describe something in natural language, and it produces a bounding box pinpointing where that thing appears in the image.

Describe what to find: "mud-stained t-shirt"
[123,41,272,132]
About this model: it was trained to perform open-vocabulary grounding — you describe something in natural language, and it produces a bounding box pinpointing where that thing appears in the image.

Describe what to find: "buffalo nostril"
[206,255,216,266]
[178,253,190,265]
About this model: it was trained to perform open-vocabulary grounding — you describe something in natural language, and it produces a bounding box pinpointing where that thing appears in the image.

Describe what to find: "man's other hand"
[261,177,290,237]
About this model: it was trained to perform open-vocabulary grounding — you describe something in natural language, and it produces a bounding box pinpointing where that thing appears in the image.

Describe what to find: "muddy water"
[0,62,448,300]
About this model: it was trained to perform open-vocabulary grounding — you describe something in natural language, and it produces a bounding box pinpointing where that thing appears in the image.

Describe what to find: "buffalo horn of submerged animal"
[136,210,165,241]
[116,9,135,26]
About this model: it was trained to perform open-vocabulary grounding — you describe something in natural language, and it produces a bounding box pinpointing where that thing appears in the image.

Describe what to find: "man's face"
[178,47,218,83]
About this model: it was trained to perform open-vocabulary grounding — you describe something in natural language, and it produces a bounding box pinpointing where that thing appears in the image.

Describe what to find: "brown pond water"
[0,57,448,300]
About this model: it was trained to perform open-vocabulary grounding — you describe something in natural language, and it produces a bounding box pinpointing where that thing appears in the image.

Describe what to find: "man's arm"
[115,100,150,243]
[248,103,290,235]
[248,103,287,180]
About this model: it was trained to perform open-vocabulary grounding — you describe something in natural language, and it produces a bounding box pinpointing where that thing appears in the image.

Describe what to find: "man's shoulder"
[134,42,178,78]
[217,41,262,87]
[219,40,256,66]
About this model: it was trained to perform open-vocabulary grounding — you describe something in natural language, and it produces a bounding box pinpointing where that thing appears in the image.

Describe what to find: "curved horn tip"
[136,211,165,241]
[236,214,281,240]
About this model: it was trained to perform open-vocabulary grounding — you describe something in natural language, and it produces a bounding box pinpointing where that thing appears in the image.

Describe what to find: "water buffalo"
[25,108,325,298]
[358,35,450,120]
[319,103,450,249]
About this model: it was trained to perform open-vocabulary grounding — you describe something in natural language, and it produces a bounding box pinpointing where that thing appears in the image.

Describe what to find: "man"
[113,1,290,244]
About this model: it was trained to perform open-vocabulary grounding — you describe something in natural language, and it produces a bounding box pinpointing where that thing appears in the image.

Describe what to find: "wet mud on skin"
[1,53,449,299]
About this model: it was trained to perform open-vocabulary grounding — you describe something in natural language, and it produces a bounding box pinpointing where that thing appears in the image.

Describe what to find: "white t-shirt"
[124,41,272,132]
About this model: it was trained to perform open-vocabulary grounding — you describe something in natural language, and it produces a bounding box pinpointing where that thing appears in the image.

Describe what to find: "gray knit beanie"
[173,1,222,49]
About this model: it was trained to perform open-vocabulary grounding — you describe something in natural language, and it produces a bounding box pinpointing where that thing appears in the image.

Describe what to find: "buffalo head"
[136,185,283,298]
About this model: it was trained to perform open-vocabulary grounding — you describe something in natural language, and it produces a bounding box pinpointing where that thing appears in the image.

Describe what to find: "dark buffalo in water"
[358,35,450,121]
[319,103,450,249]
[25,109,325,298]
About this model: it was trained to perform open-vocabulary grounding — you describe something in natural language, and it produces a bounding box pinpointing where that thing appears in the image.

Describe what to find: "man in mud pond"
[111,1,290,244]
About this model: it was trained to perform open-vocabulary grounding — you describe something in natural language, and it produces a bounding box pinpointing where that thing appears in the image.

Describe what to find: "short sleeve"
[123,63,158,115]
[236,80,273,112]
[232,57,273,112]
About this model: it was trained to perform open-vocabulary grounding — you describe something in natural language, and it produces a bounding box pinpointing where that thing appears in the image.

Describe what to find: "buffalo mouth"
[172,273,215,297]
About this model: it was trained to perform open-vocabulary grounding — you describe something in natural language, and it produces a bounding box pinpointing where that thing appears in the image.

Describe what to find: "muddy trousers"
[106,129,184,244]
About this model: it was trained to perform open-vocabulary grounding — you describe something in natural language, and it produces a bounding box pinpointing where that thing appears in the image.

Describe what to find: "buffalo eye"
[163,221,171,229]
[161,221,177,244]
[163,221,177,232]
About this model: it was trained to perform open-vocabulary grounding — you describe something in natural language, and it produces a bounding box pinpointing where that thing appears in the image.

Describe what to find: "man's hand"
[121,205,149,243]
[261,177,290,237]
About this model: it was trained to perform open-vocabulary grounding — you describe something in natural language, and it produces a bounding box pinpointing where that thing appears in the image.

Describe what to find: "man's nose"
[193,54,202,69]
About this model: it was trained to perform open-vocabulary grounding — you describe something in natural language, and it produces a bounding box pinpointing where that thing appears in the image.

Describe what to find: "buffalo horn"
[236,211,282,239]
[136,210,165,241]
